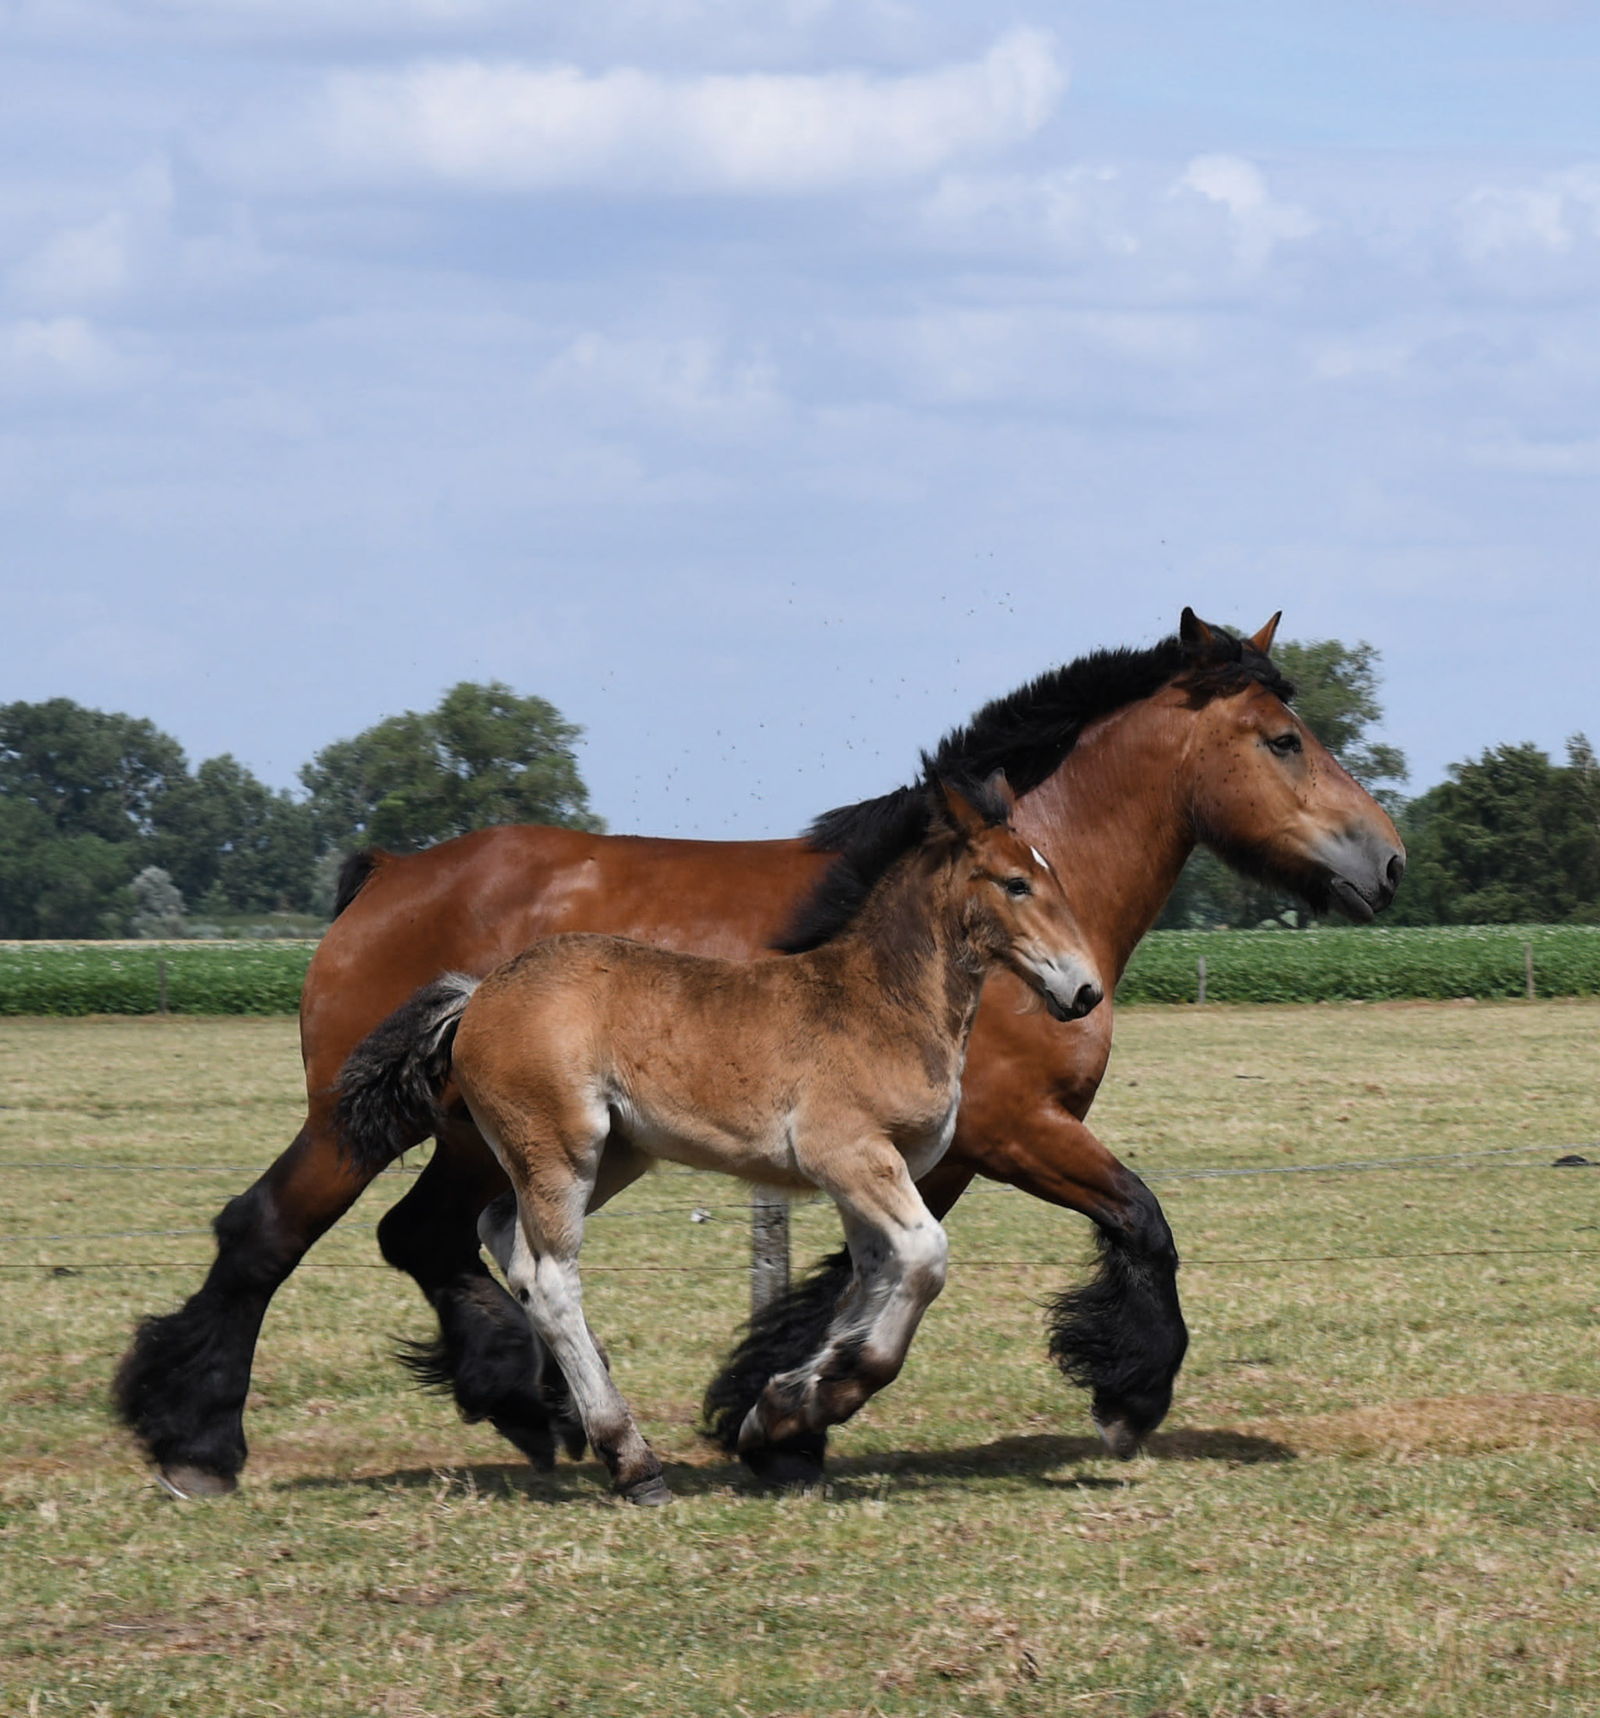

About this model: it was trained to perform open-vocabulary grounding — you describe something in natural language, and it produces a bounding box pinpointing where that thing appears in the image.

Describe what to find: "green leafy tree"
[0,797,134,937]
[301,681,603,854]
[155,755,318,912]
[1159,636,1408,929]
[0,698,187,841]
[1394,736,1600,925]
[0,699,190,936]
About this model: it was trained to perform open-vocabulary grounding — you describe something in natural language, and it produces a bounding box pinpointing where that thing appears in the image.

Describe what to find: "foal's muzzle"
[1044,980,1103,1022]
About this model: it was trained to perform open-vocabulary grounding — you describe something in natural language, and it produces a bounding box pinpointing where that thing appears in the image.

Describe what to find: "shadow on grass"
[281,1425,1292,1503]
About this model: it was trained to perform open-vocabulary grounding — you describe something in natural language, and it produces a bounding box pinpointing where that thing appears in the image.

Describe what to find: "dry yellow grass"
[0,1003,1596,1716]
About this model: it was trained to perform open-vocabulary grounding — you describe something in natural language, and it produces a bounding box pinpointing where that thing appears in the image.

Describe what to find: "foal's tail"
[334,973,481,1175]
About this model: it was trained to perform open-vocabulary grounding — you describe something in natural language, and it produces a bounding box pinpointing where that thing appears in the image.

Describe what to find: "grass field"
[1,1003,1596,1716]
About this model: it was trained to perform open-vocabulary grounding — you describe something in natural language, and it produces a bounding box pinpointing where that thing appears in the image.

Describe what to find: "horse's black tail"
[334,973,481,1175]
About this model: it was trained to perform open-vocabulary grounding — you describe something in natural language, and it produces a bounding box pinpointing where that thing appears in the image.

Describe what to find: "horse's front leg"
[737,1148,949,1461]
[969,1098,1188,1456]
[113,1116,372,1496]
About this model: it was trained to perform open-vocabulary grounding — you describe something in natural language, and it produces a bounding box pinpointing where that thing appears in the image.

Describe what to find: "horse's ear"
[1248,612,1282,654]
[1179,607,1216,656]
[937,778,991,839]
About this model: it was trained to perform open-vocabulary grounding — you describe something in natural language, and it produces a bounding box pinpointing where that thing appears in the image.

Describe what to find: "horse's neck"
[1017,697,1198,983]
[819,855,986,1045]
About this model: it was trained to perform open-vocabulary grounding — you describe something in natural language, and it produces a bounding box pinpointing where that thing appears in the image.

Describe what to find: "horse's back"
[300,823,826,1096]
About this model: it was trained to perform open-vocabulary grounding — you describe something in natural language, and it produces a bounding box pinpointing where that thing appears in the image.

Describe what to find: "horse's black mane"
[777,622,1291,954]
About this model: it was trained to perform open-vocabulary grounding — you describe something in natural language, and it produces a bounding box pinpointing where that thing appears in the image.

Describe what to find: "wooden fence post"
[157,959,169,1016]
[1196,954,1207,1007]
[1524,942,1535,1002]
[750,1188,790,1318]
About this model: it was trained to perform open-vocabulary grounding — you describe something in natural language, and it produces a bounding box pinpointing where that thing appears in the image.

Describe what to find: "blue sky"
[4,2,1598,837]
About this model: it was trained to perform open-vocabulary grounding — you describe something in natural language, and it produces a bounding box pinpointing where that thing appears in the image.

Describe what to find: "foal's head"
[936,773,1103,1022]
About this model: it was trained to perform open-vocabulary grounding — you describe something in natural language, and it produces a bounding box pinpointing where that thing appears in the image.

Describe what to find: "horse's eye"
[1004,877,1033,898]
[1268,732,1302,757]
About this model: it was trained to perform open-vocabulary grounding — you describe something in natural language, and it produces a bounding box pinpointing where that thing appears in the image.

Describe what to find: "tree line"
[2,644,1596,937]
[0,683,600,938]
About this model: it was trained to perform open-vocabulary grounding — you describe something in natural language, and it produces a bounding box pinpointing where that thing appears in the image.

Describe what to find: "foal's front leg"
[478,1174,670,1506]
[738,1146,949,1458]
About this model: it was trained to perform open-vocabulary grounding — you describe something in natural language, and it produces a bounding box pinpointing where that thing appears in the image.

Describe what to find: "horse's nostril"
[1385,852,1407,896]
[1072,982,1104,1018]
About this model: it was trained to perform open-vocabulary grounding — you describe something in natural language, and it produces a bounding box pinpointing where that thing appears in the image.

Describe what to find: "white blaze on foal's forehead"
[1029,845,1052,873]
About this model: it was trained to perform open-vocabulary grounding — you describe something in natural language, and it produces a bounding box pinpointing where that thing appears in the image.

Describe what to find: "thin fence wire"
[2,1245,1596,1278]
[1,1142,1593,1276]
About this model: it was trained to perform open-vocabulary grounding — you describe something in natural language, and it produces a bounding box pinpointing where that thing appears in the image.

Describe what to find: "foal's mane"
[778,622,1291,955]
[776,767,1011,956]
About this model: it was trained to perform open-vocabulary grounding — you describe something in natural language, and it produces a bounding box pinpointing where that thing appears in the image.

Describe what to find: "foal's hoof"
[620,1475,674,1507]
[155,1464,238,1500]
[1092,1415,1144,1461]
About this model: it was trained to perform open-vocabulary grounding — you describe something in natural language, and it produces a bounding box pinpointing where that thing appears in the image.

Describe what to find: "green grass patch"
[1119,923,1600,1004]
[0,942,314,1016]
[6,925,1600,1016]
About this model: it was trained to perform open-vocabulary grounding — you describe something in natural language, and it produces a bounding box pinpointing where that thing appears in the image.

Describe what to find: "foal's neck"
[817,850,988,1043]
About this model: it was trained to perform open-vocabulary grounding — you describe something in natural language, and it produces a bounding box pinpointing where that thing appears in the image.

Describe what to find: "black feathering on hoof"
[700,1247,854,1453]
[1046,1226,1189,1447]
[398,1274,586,1470]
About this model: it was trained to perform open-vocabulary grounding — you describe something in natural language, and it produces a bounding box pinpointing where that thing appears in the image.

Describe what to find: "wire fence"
[1,1139,1594,1279]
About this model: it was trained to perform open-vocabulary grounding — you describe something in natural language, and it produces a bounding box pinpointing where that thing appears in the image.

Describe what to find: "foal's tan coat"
[452,781,1102,1502]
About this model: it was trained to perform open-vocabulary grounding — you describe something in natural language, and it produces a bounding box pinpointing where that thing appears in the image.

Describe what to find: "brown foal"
[336,773,1102,1502]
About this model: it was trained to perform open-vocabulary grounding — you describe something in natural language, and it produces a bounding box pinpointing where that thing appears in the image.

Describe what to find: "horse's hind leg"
[375,1127,583,1468]
[738,1147,949,1461]
[113,1118,371,1496]
[702,1157,974,1484]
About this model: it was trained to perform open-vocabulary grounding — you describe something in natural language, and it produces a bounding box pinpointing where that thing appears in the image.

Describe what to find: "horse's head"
[937,773,1104,1020]
[1175,609,1406,922]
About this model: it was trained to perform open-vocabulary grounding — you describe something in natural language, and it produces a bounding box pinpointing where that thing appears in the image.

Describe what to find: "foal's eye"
[1267,732,1303,757]
[1004,876,1033,898]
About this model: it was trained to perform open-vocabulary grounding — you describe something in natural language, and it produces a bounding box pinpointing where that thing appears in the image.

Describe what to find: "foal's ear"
[1179,607,1216,655]
[1247,611,1282,654]
[984,768,1018,818]
[937,777,993,839]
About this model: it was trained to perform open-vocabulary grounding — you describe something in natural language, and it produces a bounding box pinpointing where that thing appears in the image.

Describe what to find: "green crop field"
[6,924,1600,1016]
[1,1003,1597,1716]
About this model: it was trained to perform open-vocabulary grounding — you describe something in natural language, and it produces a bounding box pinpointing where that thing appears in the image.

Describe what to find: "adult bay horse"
[335,773,1103,1502]
[115,609,1405,1497]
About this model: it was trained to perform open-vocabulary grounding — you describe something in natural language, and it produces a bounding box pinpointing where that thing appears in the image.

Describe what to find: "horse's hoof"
[740,1438,827,1489]
[621,1475,673,1507]
[1093,1416,1143,1461]
[156,1465,238,1500]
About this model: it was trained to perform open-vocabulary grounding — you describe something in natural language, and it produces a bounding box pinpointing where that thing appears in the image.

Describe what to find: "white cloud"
[211,28,1065,195]
[0,315,137,391]
[11,212,136,306]
[1173,154,1317,269]
[1458,164,1600,258]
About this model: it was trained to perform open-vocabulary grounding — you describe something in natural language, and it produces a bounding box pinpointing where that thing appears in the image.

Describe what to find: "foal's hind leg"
[478,1147,667,1506]
[738,1145,949,1460]
[376,1124,584,1469]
